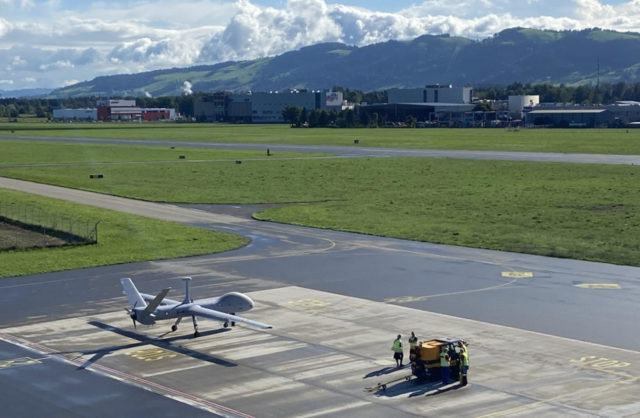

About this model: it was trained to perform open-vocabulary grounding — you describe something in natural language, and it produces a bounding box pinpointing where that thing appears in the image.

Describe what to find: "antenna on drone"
[180,276,192,303]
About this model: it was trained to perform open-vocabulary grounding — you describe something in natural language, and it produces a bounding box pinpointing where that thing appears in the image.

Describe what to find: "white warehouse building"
[509,95,540,113]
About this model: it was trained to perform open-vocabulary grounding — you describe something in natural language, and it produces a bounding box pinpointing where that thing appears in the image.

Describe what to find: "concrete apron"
[2,286,638,418]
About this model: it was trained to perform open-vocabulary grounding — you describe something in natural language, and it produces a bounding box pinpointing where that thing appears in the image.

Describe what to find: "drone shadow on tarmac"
[375,378,465,398]
[58,321,237,370]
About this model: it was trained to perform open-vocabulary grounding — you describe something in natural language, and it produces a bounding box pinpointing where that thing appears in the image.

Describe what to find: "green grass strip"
[0,189,247,278]
[0,139,319,164]
[2,157,640,266]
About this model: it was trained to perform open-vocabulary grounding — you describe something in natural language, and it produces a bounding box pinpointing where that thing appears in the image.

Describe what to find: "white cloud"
[201,0,343,61]
[0,18,11,38]
[2,0,640,90]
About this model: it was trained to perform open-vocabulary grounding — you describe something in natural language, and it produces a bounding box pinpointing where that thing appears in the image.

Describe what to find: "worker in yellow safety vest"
[408,332,418,349]
[439,347,451,385]
[459,349,470,386]
[391,334,403,367]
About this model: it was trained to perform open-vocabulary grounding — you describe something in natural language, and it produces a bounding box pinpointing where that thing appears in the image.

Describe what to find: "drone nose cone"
[236,293,255,310]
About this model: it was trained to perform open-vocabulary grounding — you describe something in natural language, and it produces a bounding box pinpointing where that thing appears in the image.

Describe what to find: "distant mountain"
[1,88,53,98]
[52,28,640,97]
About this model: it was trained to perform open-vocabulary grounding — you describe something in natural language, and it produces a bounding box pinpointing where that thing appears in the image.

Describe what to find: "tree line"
[477,81,640,104]
[3,81,640,119]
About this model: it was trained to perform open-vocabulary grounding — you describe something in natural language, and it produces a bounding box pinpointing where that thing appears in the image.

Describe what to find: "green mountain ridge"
[53,28,640,97]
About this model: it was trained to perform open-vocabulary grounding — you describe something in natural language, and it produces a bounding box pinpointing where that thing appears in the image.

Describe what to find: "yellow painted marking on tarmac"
[0,356,42,369]
[574,283,621,289]
[286,299,331,310]
[569,355,630,370]
[479,355,639,417]
[568,355,637,383]
[501,271,533,278]
[125,348,177,362]
[385,274,525,304]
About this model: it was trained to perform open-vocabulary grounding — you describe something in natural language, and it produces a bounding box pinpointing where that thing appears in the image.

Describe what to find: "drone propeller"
[125,303,139,329]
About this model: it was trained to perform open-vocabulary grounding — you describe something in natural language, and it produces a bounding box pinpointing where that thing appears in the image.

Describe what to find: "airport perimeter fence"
[0,202,99,250]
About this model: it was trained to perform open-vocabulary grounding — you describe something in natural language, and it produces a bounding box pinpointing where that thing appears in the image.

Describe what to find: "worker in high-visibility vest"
[459,349,469,386]
[439,346,451,385]
[408,332,418,349]
[391,334,403,367]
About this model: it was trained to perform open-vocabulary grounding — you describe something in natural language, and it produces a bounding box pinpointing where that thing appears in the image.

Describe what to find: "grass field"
[1,125,640,275]
[0,139,321,164]
[3,122,640,154]
[0,189,248,278]
[1,141,639,266]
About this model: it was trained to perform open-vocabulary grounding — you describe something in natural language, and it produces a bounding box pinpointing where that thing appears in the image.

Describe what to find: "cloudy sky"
[0,0,636,90]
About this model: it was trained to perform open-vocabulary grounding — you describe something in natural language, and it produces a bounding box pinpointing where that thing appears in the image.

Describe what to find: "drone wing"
[186,304,272,329]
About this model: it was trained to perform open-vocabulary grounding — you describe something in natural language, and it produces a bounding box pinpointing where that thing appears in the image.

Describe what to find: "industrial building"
[509,95,540,113]
[97,99,175,121]
[525,102,640,127]
[53,100,175,122]
[194,90,344,123]
[525,109,611,128]
[387,85,473,104]
[359,85,475,125]
[359,102,475,126]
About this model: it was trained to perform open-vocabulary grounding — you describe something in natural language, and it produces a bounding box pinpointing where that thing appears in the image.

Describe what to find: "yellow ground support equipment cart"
[410,337,464,382]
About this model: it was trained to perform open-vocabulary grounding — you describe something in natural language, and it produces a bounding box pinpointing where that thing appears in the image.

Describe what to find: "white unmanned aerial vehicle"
[121,277,272,337]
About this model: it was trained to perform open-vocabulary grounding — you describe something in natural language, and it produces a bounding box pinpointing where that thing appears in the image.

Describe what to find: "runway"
[4,134,640,165]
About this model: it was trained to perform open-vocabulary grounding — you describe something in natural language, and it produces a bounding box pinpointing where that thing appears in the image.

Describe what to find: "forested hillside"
[50,28,640,98]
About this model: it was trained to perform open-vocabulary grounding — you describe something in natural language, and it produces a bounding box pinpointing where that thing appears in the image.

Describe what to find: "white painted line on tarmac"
[0,331,255,418]
[141,362,211,377]
[223,341,308,360]
[294,360,373,380]
[294,401,371,418]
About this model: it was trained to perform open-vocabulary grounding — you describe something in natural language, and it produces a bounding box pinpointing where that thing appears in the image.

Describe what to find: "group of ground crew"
[392,333,469,386]
[439,341,469,385]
